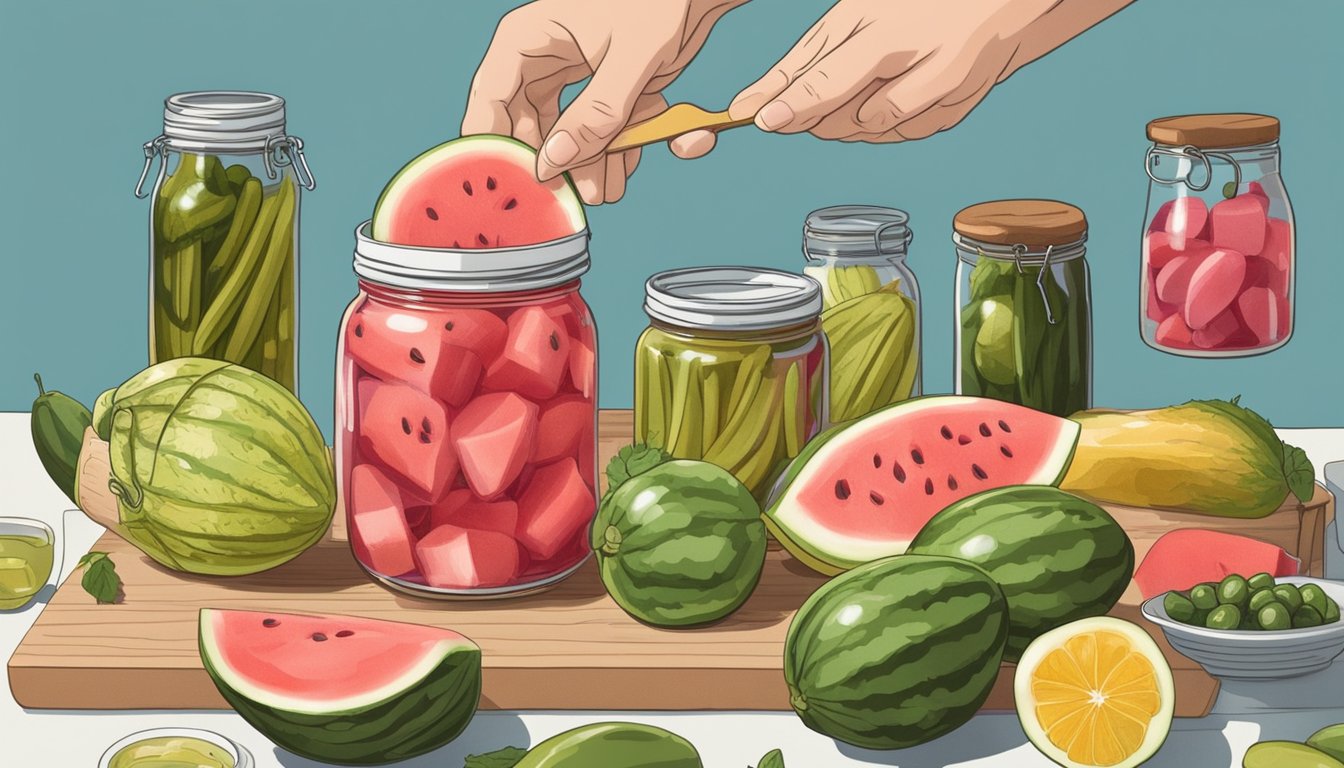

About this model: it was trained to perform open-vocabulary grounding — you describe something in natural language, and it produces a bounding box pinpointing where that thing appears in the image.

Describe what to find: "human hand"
[462,0,747,204]
[727,0,1134,143]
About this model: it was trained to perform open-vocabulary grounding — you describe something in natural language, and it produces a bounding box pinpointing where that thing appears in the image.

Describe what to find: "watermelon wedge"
[765,396,1080,574]
[1133,529,1299,599]
[370,135,585,248]
[199,608,480,765]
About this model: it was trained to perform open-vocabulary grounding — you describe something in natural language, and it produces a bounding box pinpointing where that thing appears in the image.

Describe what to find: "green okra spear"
[204,177,262,291]
[223,181,295,362]
[191,182,285,356]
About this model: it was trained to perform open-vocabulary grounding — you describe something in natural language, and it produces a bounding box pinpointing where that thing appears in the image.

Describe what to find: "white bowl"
[98,727,253,768]
[1141,576,1344,680]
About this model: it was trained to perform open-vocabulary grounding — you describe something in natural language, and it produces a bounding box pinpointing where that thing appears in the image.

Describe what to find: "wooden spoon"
[607,104,754,153]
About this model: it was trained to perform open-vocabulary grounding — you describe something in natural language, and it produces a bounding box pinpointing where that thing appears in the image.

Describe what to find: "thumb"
[538,50,654,181]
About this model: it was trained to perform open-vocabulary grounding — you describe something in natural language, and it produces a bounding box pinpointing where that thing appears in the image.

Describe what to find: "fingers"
[568,159,606,205]
[537,46,658,181]
[728,15,835,121]
[462,95,514,137]
[461,17,530,135]
[855,57,962,135]
[670,130,717,159]
[750,41,885,134]
[602,153,627,204]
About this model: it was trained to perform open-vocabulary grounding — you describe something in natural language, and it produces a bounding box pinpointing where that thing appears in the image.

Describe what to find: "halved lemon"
[1015,616,1174,768]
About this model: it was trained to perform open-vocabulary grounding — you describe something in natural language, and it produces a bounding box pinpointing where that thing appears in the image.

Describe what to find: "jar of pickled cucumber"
[135,91,315,391]
[636,268,826,502]
[801,205,921,422]
[953,200,1092,417]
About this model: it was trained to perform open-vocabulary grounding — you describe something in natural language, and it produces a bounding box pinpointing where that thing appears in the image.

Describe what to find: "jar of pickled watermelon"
[1141,114,1294,356]
[635,267,826,503]
[801,205,922,422]
[337,223,597,597]
[953,200,1092,417]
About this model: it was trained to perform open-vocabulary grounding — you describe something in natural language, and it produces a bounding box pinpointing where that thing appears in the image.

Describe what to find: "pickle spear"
[191,184,284,355]
[222,181,295,361]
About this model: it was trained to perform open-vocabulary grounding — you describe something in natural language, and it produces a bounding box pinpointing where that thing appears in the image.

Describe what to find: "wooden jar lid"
[952,200,1088,248]
[1146,113,1280,149]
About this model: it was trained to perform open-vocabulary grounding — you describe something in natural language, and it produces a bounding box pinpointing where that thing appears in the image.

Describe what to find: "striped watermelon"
[909,486,1134,661]
[785,555,1008,749]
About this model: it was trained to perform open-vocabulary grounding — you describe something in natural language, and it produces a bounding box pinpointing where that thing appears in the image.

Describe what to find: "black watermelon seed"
[911,448,925,465]
[892,462,906,483]
[401,417,411,434]
[947,475,959,491]
[463,180,473,196]
[998,419,1012,433]
[312,632,328,642]
[979,422,992,437]
[957,435,971,445]
[504,198,518,210]
[444,320,455,331]
[872,454,882,468]
[262,618,279,628]
[419,432,432,444]
[477,233,490,246]
[354,324,363,338]
[426,207,439,221]
[924,478,935,495]
[422,417,432,434]
[549,331,560,351]
[869,491,884,505]
[972,464,988,480]
[940,426,953,440]
[835,479,851,500]
[336,630,354,638]
[1001,444,1014,458]
[452,240,462,248]
[486,176,497,191]
[409,347,426,364]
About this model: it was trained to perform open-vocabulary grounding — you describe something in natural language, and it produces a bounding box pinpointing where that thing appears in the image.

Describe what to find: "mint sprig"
[603,441,671,493]
[756,748,786,768]
[76,552,122,604]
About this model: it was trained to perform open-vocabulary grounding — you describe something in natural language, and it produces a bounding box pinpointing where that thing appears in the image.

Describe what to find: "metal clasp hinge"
[133,136,168,199]
[266,135,317,191]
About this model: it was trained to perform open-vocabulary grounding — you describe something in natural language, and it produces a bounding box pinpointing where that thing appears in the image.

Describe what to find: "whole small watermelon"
[909,485,1134,661]
[99,358,334,575]
[785,554,1007,750]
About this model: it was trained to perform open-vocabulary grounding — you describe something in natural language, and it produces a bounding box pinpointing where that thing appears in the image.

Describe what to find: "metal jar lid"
[804,204,913,258]
[644,267,822,331]
[353,221,591,292]
[162,91,287,148]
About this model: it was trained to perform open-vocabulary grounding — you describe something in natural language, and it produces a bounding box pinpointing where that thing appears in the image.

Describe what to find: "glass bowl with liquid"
[0,517,60,611]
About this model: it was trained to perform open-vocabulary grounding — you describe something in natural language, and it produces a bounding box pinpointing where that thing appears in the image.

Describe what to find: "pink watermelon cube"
[569,338,595,399]
[532,395,595,465]
[1149,196,1209,249]
[483,306,571,400]
[1144,231,1183,272]
[1146,275,1174,323]
[1209,194,1269,256]
[1243,255,1288,297]
[1154,314,1194,349]
[1191,307,1243,350]
[414,525,521,589]
[346,304,483,407]
[440,308,509,365]
[349,464,417,577]
[1184,248,1246,329]
[1134,529,1298,599]
[428,489,519,536]
[1155,253,1201,306]
[516,458,594,560]
[1247,181,1268,201]
[452,392,539,499]
[1236,287,1287,346]
[1262,218,1292,275]
[357,379,459,502]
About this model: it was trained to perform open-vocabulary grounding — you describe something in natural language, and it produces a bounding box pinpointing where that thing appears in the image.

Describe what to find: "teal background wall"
[2,0,1340,432]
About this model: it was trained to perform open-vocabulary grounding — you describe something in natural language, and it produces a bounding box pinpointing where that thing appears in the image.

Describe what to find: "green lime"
[1205,604,1242,630]
[1247,572,1277,592]
[1189,583,1218,611]
[1218,575,1250,609]
[1256,601,1292,631]
[973,298,1017,386]
[1300,584,1331,616]
[1273,584,1303,613]
[1294,605,1325,629]
[1249,588,1278,614]
[1326,599,1341,624]
[1163,591,1196,623]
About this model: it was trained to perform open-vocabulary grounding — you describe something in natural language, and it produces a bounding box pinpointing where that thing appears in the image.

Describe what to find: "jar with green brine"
[636,268,827,502]
[801,205,921,422]
[135,91,315,391]
[954,200,1092,417]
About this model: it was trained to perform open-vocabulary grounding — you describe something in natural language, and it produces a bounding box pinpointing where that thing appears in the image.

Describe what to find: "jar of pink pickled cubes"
[1141,114,1294,356]
[337,223,597,597]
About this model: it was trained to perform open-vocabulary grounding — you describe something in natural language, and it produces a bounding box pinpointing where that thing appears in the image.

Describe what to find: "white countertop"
[4,411,1344,767]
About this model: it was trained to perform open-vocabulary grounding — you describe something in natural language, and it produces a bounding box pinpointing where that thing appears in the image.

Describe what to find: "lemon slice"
[1015,616,1174,768]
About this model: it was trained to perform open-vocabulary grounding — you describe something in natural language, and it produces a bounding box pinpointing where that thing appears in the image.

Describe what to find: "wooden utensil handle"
[607,105,754,153]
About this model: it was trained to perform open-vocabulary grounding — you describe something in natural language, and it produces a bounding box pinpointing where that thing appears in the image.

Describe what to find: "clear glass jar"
[635,268,826,503]
[1141,114,1294,356]
[337,224,597,598]
[801,205,921,422]
[135,91,315,391]
[954,200,1092,417]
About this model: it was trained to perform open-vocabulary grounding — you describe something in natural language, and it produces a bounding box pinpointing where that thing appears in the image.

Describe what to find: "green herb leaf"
[463,746,527,768]
[1282,443,1316,503]
[77,551,122,604]
[755,748,786,768]
[604,442,671,492]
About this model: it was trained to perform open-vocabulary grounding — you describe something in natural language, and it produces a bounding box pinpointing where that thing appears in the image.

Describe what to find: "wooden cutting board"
[8,411,1334,717]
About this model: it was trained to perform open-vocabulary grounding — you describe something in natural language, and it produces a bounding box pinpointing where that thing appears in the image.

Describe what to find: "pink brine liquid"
[337,280,597,594]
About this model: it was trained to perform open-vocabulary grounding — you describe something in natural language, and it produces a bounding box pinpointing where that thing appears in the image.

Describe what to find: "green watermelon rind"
[199,609,482,766]
[908,485,1135,661]
[371,134,587,244]
[785,554,1008,750]
[764,395,1081,575]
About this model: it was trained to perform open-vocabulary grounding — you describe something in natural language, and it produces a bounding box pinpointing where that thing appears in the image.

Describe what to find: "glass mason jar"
[954,200,1092,417]
[1141,114,1294,356]
[135,91,315,391]
[337,224,598,598]
[635,267,826,503]
[801,205,922,422]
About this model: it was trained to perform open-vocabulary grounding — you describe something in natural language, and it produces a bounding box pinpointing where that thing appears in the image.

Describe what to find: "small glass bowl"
[0,516,61,612]
[98,727,254,768]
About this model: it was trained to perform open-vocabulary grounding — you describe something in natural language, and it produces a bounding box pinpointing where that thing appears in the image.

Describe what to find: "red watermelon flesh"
[1190,307,1243,349]
[764,396,1080,573]
[415,525,522,589]
[568,338,595,399]
[358,379,458,502]
[452,392,538,499]
[483,306,570,400]
[1209,193,1269,256]
[532,395,595,465]
[516,458,594,560]
[347,304,483,408]
[1185,248,1246,330]
[1155,313,1195,349]
[371,135,586,249]
[1134,529,1299,599]
[1237,287,1286,346]
[440,308,509,366]
[349,464,417,577]
[1263,218,1292,274]
[1155,252,1201,306]
[428,489,519,536]
[1149,196,1209,249]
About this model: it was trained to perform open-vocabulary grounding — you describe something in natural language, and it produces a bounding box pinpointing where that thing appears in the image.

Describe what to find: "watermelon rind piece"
[199,608,481,765]
[764,395,1080,575]
[371,134,586,245]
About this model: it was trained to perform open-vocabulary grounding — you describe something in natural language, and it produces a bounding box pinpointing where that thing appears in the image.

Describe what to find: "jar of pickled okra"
[953,200,1092,417]
[135,91,315,392]
[801,205,922,422]
[338,223,597,598]
[636,267,826,502]
[1141,114,1295,356]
